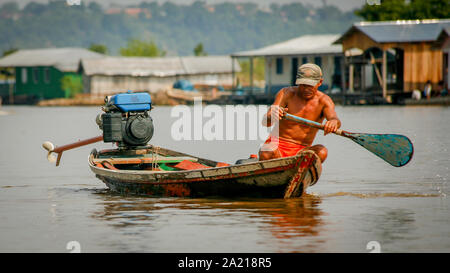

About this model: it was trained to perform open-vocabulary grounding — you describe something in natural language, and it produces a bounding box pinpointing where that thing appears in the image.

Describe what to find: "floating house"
[231,34,345,96]
[436,27,450,90]
[334,19,450,102]
[78,56,240,96]
[0,48,103,102]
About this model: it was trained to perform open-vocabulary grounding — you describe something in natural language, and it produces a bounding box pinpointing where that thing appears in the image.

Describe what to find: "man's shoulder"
[317,91,333,104]
[279,86,296,97]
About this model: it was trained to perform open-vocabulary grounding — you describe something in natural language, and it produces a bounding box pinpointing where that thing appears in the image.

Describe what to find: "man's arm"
[262,89,288,127]
[322,95,341,135]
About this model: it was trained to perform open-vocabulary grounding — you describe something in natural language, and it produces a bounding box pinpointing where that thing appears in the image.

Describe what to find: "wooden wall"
[402,43,442,91]
[341,30,444,92]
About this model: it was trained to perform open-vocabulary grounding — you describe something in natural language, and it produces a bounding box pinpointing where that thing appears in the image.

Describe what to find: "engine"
[96,92,154,149]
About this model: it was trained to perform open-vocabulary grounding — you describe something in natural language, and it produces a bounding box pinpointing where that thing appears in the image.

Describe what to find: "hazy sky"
[1,0,366,12]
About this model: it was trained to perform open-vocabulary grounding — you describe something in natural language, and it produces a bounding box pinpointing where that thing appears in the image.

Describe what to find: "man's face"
[298,80,322,100]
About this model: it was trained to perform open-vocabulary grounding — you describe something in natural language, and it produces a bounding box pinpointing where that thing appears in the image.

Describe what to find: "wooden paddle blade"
[348,133,414,167]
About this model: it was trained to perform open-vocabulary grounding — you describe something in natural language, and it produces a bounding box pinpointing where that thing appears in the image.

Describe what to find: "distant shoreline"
[404,96,450,106]
[35,90,177,107]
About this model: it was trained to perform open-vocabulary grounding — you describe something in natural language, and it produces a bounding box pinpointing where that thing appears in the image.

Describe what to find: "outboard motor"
[96,92,154,149]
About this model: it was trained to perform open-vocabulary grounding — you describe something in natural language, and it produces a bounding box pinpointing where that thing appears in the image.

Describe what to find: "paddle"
[283,113,414,167]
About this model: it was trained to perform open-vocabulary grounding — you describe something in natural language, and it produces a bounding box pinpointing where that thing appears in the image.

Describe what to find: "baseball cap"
[295,63,323,86]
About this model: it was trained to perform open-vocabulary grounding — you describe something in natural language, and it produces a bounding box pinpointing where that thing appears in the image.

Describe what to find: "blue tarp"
[173,79,195,91]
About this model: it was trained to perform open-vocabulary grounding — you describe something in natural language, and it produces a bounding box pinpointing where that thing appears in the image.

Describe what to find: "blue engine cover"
[111,92,152,112]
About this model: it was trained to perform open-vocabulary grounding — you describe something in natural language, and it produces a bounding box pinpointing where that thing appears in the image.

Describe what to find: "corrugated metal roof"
[181,56,240,74]
[81,56,185,77]
[0,47,104,72]
[335,19,450,44]
[80,56,240,77]
[232,34,343,57]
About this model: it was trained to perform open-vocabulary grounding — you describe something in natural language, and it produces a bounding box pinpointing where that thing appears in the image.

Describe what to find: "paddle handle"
[284,113,344,136]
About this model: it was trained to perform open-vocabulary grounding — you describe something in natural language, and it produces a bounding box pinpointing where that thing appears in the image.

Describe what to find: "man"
[423,80,432,99]
[259,63,341,163]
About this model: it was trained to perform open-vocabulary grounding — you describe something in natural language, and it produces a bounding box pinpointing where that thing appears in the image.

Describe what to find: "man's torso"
[276,86,326,145]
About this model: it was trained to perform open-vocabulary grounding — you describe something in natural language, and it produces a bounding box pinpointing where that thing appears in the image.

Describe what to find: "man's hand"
[269,105,288,121]
[324,119,340,135]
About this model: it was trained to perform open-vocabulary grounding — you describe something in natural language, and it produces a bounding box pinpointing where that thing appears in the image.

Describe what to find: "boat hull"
[89,146,322,198]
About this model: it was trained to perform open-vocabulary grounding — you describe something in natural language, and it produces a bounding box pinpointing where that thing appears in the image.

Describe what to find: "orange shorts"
[263,136,307,158]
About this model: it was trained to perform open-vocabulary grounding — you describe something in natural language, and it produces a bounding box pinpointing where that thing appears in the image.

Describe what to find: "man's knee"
[259,145,280,161]
[258,151,273,160]
[311,145,327,162]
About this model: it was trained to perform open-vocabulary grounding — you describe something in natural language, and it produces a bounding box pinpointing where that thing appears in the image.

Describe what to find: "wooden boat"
[166,88,232,105]
[88,145,322,198]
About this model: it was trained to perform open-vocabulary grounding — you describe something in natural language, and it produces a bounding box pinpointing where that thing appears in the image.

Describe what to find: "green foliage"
[237,57,265,86]
[0,48,17,80]
[61,74,83,98]
[0,1,359,56]
[120,39,166,57]
[89,43,108,54]
[193,43,207,56]
[2,48,17,57]
[355,0,450,21]
[1,2,19,13]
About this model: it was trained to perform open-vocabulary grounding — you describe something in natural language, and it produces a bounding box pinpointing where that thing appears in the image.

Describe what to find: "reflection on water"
[263,195,323,240]
[91,191,326,251]
[320,192,442,198]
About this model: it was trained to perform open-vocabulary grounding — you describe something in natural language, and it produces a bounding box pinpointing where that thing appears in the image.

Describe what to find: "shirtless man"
[259,63,341,163]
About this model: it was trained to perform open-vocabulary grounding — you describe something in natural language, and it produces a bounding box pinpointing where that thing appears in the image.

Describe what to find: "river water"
[0,105,449,253]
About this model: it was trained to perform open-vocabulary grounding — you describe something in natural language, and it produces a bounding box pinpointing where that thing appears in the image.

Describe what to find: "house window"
[302,57,308,64]
[21,68,27,83]
[276,58,283,74]
[44,68,50,83]
[314,56,322,67]
[32,68,39,83]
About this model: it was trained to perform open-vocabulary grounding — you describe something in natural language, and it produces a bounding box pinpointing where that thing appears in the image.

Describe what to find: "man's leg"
[309,144,328,162]
[259,143,282,161]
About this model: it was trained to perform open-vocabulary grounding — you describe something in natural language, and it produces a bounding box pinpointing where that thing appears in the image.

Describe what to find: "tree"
[355,0,450,21]
[0,1,359,56]
[0,48,16,80]
[409,0,450,19]
[2,48,17,57]
[119,39,166,57]
[193,43,207,56]
[0,2,19,14]
[89,43,108,54]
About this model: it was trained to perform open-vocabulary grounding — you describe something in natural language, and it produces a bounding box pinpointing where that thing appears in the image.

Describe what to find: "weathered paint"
[345,132,414,167]
[89,147,322,198]
[284,154,317,198]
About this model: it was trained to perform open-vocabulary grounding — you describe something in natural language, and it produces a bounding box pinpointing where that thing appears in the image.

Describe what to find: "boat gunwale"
[89,146,319,185]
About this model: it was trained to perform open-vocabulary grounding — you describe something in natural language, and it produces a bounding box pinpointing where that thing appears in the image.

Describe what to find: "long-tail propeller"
[42,141,57,163]
[42,136,103,166]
